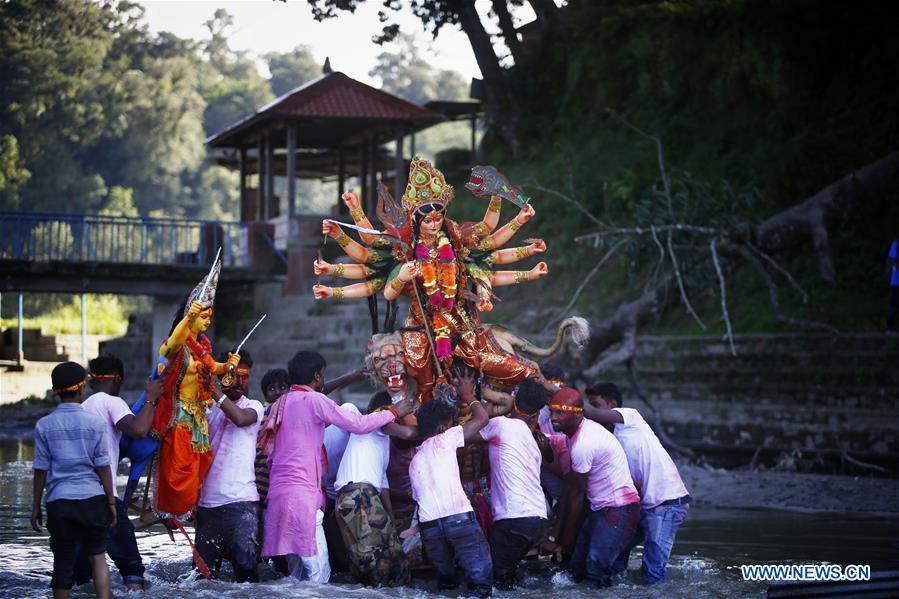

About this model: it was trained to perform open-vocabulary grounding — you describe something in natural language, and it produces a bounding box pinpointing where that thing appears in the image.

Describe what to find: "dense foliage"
[0,1,470,220]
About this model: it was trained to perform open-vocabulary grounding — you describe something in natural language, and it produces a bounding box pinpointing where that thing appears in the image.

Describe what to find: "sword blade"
[235,313,267,355]
[198,247,221,302]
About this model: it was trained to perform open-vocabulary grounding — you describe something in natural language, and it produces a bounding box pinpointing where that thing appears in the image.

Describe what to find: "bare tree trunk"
[457,0,520,155]
[491,0,521,63]
[755,151,899,285]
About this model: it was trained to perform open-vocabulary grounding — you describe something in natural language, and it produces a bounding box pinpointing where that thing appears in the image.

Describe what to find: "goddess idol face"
[418,204,445,238]
[190,308,213,333]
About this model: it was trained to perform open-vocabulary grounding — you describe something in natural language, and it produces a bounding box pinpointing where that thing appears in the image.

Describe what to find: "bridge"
[0,210,281,296]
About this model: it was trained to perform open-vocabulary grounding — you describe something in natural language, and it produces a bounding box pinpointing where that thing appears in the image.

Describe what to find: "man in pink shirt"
[475,378,548,590]
[193,351,264,582]
[261,351,411,583]
[409,372,492,598]
[584,382,690,584]
[547,387,641,588]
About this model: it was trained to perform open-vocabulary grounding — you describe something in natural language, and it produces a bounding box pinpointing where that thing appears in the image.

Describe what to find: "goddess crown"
[401,157,454,214]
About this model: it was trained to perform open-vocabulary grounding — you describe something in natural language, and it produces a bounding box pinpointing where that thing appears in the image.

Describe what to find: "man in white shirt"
[474,378,548,590]
[74,355,163,591]
[584,382,690,585]
[194,350,264,582]
[409,371,493,598]
[547,387,641,588]
[333,391,417,586]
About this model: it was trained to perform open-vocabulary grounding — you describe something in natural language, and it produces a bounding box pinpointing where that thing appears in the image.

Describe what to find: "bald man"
[545,387,640,588]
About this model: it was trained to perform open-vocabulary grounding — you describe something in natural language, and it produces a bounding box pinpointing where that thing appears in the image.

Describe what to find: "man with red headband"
[546,387,641,588]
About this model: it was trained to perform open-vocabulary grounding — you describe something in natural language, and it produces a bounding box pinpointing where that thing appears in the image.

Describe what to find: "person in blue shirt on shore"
[887,239,899,332]
[31,361,118,599]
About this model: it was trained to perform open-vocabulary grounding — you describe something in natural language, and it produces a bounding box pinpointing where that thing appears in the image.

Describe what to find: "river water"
[1,434,897,599]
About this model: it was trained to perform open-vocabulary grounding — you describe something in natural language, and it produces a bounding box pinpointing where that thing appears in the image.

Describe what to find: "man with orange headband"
[73,355,163,591]
[31,361,117,599]
[545,387,641,588]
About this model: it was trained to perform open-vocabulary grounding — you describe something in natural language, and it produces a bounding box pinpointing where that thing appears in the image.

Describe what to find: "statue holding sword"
[149,249,241,520]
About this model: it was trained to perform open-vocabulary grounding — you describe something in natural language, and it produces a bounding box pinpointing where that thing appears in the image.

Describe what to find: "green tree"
[200,9,273,137]
[265,45,321,97]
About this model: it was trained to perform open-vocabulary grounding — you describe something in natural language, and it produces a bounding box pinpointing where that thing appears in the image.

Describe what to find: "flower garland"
[185,335,216,411]
[415,230,457,359]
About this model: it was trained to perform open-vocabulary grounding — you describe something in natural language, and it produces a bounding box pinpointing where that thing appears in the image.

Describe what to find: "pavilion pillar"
[256,137,265,221]
[410,133,416,158]
[239,146,247,221]
[286,124,297,218]
[394,133,405,204]
[264,130,274,221]
[360,138,369,215]
[369,136,379,215]
[337,147,347,215]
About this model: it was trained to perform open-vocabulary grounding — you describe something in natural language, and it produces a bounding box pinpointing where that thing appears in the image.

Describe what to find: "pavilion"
[206,68,483,292]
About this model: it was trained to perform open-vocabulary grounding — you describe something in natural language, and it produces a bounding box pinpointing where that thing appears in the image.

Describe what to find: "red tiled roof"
[268,72,439,119]
[206,72,444,147]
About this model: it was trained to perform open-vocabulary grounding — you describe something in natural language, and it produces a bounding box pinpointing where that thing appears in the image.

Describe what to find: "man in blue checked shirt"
[31,361,117,599]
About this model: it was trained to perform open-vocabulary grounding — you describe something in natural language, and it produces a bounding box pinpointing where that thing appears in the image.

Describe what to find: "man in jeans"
[31,361,117,599]
[193,350,264,582]
[545,387,641,588]
[584,382,690,584]
[409,371,493,598]
[475,378,548,589]
[74,355,163,591]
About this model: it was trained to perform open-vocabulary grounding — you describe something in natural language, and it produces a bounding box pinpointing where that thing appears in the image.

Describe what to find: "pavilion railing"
[0,211,247,267]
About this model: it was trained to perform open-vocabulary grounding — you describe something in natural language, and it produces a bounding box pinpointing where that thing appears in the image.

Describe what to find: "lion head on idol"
[365,332,417,401]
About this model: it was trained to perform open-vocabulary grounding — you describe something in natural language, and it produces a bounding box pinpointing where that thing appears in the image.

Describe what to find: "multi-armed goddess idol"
[313,157,549,402]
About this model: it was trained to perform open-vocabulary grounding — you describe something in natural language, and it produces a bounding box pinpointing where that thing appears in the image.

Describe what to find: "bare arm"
[382,421,418,440]
[342,189,380,245]
[314,259,372,280]
[555,471,587,556]
[477,203,536,251]
[489,239,546,265]
[96,466,118,529]
[322,220,370,263]
[218,396,259,427]
[461,401,489,443]
[116,379,164,439]
[384,261,418,301]
[159,301,202,358]
[481,387,514,416]
[323,367,369,395]
[313,280,383,300]
[582,404,625,425]
[30,470,47,532]
[478,196,503,234]
[379,487,394,520]
[490,262,549,287]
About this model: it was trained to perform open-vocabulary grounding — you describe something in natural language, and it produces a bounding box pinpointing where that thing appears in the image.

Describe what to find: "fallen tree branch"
[541,238,627,334]
[710,237,737,356]
[606,108,674,219]
[668,231,707,330]
[842,451,890,474]
[526,181,606,228]
[756,151,899,285]
[746,241,809,304]
[575,223,720,244]
[737,245,839,334]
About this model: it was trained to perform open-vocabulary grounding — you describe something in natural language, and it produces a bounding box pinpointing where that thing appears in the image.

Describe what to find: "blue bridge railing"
[0,211,247,267]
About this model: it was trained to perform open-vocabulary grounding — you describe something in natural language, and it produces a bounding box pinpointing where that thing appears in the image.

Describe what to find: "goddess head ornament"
[183,255,221,316]
[401,157,454,215]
